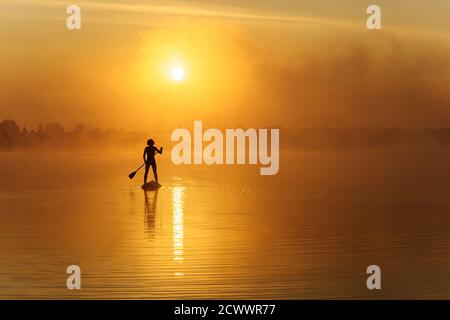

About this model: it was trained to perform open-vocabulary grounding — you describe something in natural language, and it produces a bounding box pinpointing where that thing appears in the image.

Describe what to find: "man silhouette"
[143,139,163,184]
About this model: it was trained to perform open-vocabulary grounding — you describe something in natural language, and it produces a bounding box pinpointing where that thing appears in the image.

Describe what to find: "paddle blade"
[128,171,137,179]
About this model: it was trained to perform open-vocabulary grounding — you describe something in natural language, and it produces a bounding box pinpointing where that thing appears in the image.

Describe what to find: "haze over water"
[1,147,449,299]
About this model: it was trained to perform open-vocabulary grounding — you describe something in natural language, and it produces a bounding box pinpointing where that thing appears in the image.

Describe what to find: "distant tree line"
[1,119,449,151]
[0,119,150,150]
[283,127,450,149]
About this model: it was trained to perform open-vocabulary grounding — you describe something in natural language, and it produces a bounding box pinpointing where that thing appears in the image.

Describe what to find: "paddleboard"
[141,180,161,191]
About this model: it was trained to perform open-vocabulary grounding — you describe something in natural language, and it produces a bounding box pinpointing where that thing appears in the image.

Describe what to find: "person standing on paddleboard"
[143,139,163,184]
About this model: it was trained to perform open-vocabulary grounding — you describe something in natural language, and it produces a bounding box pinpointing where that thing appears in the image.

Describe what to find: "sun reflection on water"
[172,186,185,275]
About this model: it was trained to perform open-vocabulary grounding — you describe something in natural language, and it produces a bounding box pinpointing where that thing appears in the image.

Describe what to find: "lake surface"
[0,147,450,299]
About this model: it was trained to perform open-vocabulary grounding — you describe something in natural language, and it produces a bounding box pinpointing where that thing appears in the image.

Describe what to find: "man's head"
[147,139,155,146]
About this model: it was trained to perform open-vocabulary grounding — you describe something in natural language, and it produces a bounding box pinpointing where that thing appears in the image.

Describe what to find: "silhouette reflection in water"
[144,189,158,238]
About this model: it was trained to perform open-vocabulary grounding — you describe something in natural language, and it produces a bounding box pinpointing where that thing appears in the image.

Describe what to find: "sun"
[169,66,185,82]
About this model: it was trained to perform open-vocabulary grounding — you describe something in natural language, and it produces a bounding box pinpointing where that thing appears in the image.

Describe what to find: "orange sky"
[0,0,449,130]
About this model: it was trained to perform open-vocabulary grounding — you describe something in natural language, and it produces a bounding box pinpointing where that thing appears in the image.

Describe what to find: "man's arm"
[143,148,147,162]
[158,147,163,154]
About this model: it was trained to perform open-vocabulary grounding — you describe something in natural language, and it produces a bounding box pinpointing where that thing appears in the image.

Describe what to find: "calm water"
[0,147,450,299]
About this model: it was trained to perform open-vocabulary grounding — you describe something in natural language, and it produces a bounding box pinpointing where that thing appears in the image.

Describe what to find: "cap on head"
[147,139,154,146]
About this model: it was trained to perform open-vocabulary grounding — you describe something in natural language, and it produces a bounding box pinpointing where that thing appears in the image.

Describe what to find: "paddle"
[128,163,145,179]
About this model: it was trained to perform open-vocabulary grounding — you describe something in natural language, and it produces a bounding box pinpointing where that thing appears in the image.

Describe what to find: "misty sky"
[0,0,449,130]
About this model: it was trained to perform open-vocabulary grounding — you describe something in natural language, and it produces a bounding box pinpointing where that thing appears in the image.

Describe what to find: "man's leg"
[151,162,158,184]
[144,163,150,184]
